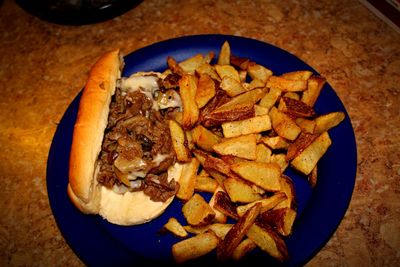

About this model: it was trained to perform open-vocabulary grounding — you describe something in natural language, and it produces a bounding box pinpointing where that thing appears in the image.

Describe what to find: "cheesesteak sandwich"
[68,49,183,225]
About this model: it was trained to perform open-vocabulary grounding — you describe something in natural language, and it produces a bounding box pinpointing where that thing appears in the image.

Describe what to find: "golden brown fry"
[267,76,307,92]
[209,186,228,223]
[260,135,290,150]
[308,165,318,188]
[270,154,289,173]
[236,192,287,217]
[195,175,218,193]
[295,117,316,133]
[301,76,326,107]
[224,177,264,203]
[167,56,184,75]
[274,175,296,210]
[163,217,188,238]
[218,40,231,65]
[179,54,205,75]
[314,111,345,134]
[286,132,319,161]
[220,76,247,97]
[213,134,257,160]
[209,223,234,239]
[217,203,261,261]
[172,232,219,263]
[279,97,316,118]
[196,62,221,81]
[213,191,240,220]
[232,238,257,261]
[254,104,270,116]
[182,193,216,226]
[176,158,200,201]
[221,115,272,138]
[169,119,191,162]
[259,87,282,110]
[195,73,216,108]
[179,74,199,129]
[230,55,250,70]
[231,161,281,191]
[247,62,273,83]
[191,125,222,152]
[291,131,332,175]
[258,208,297,236]
[281,70,313,80]
[215,64,240,82]
[269,107,301,141]
[255,143,272,163]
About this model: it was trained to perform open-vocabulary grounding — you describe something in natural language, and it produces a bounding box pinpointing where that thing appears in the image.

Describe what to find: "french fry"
[247,62,273,83]
[209,186,228,223]
[182,193,216,226]
[314,111,345,134]
[259,87,282,110]
[172,232,220,263]
[195,73,216,108]
[231,161,281,191]
[224,177,264,203]
[220,76,247,97]
[215,64,240,82]
[254,104,270,116]
[167,56,184,75]
[236,192,287,217]
[217,203,261,260]
[183,225,210,235]
[176,158,200,200]
[195,175,218,193]
[179,54,205,75]
[209,223,234,239]
[255,143,272,163]
[213,134,257,160]
[270,154,289,172]
[279,97,316,118]
[281,70,313,80]
[218,40,231,65]
[191,125,221,152]
[213,191,239,220]
[246,224,289,262]
[291,131,332,175]
[258,208,297,236]
[274,175,296,210]
[283,92,300,100]
[232,238,257,261]
[269,107,301,141]
[260,135,290,150]
[267,76,307,92]
[196,62,221,81]
[221,115,272,138]
[308,165,318,188]
[169,119,191,162]
[301,76,326,107]
[295,117,316,133]
[286,132,319,161]
[230,55,250,70]
[203,154,238,178]
[163,218,188,238]
[179,74,199,129]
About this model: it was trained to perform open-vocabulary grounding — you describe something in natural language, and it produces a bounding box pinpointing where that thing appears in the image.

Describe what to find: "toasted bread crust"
[68,49,122,204]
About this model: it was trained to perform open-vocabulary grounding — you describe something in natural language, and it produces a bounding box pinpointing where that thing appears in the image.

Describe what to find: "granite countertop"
[0,0,399,266]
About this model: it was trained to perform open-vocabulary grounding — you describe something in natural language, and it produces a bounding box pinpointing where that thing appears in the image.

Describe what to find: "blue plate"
[47,34,357,267]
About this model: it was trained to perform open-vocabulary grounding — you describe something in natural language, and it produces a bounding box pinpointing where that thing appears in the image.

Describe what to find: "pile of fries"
[161,41,345,263]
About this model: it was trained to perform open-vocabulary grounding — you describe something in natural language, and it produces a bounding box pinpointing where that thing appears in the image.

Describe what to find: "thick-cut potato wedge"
[213,134,257,160]
[163,217,188,238]
[204,154,238,179]
[217,203,261,260]
[183,225,210,235]
[221,115,271,138]
[177,158,200,200]
[301,76,326,107]
[215,88,266,113]
[291,132,332,175]
[236,192,287,217]
[259,87,282,110]
[246,224,289,262]
[172,232,219,263]
[196,62,221,81]
[246,78,267,90]
[269,107,301,141]
[239,70,247,83]
[255,144,272,163]
[232,238,257,261]
[220,76,247,97]
[182,193,216,226]
[283,92,300,100]
[260,136,290,150]
[231,161,281,191]
[169,120,191,162]
[258,208,297,236]
[179,74,199,129]
[215,64,240,82]
[224,177,263,203]
[279,97,316,118]
[195,73,216,108]
[270,154,289,172]
[179,54,205,75]
[314,111,345,134]
[247,62,273,83]
[274,175,296,210]
[209,186,228,223]
[213,191,239,220]
[295,117,316,133]
[209,223,234,239]
[185,130,194,150]
[286,133,319,161]
[195,175,218,193]
[267,76,307,92]
[218,40,231,65]
[281,70,313,80]
[191,125,221,152]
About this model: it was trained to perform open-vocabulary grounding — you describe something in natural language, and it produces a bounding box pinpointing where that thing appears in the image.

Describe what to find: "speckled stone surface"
[0,0,399,266]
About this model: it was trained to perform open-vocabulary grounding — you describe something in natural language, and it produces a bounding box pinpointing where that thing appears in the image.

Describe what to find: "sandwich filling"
[97,72,182,202]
